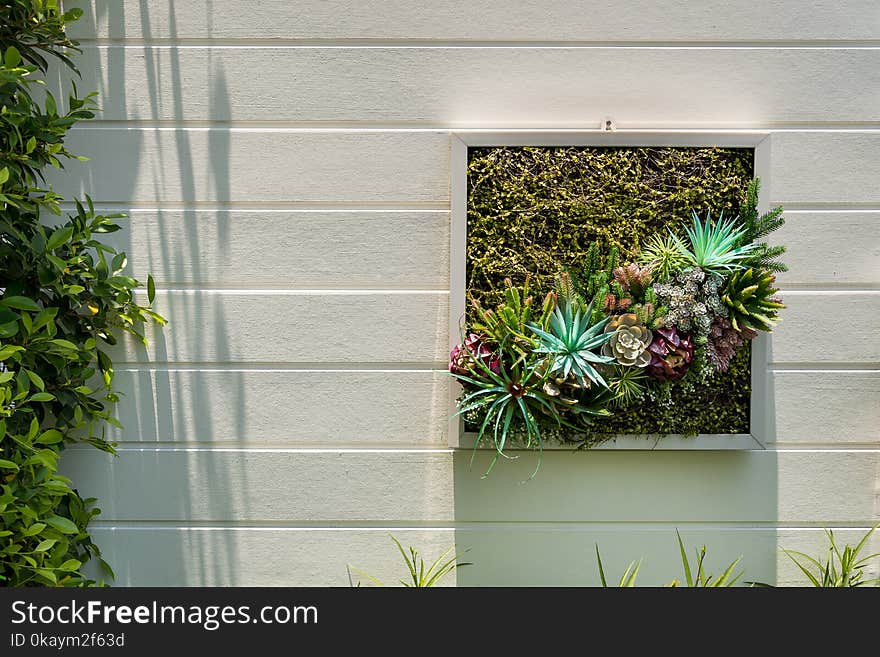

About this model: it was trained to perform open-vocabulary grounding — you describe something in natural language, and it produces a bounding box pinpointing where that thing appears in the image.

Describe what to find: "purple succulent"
[449,333,500,380]
[706,316,745,373]
[646,327,694,382]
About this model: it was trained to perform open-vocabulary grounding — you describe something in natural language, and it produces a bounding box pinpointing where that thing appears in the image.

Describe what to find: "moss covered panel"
[465,146,754,436]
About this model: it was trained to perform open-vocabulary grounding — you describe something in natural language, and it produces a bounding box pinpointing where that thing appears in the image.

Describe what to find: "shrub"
[0,1,163,586]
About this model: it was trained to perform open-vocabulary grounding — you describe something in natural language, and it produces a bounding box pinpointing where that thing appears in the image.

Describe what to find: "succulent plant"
[528,299,614,388]
[468,276,555,357]
[607,365,648,408]
[646,327,694,381]
[706,316,744,373]
[613,263,653,299]
[638,232,688,281]
[653,267,726,335]
[671,210,757,276]
[721,267,784,334]
[449,333,500,380]
[601,313,653,367]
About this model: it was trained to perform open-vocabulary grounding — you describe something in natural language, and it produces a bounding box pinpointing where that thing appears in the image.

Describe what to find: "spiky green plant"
[738,178,787,274]
[468,277,554,357]
[608,365,647,408]
[671,210,757,276]
[452,347,569,478]
[528,300,614,388]
[596,545,641,587]
[783,525,879,587]
[668,530,743,587]
[720,267,784,334]
[348,535,468,587]
[637,232,687,281]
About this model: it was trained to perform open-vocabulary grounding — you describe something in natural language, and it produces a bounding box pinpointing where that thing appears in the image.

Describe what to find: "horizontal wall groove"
[770,365,880,373]
[65,447,456,454]
[149,288,449,296]
[107,441,448,449]
[778,284,880,292]
[73,39,880,48]
[87,520,880,531]
[778,289,880,295]
[115,363,447,372]
[150,283,450,292]
[57,202,448,213]
[72,121,880,132]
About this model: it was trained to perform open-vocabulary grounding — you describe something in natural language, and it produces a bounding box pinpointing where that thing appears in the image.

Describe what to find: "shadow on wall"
[451,307,780,587]
[62,0,250,586]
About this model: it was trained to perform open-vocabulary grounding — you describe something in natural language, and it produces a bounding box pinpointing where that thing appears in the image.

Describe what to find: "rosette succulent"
[653,268,726,335]
[647,327,694,381]
[601,313,653,367]
[449,333,500,379]
[706,316,744,372]
[721,267,784,335]
[528,300,614,388]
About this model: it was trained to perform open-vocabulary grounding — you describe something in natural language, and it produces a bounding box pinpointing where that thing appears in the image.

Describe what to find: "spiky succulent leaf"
[638,232,688,281]
[528,300,614,388]
[720,267,784,334]
[671,210,757,275]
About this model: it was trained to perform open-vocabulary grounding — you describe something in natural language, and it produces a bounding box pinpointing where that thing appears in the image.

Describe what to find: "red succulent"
[449,333,501,381]
[646,327,694,381]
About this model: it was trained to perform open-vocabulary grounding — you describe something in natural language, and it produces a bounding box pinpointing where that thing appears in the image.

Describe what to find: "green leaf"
[34,539,57,552]
[4,46,21,68]
[36,429,64,444]
[22,523,46,537]
[147,273,156,304]
[59,559,82,572]
[0,459,19,471]
[0,168,8,185]
[35,569,57,584]
[45,515,79,535]
[1,296,40,312]
[28,392,56,402]
[26,370,45,391]
[46,226,74,251]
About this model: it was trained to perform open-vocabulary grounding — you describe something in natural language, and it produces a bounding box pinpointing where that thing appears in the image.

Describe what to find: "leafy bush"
[0,1,163,586]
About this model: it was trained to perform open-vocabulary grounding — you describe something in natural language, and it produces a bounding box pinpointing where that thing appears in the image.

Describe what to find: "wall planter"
[447,132,785,474]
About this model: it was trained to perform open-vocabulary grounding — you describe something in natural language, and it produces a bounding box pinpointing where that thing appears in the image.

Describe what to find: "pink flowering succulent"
[449,333,501,380]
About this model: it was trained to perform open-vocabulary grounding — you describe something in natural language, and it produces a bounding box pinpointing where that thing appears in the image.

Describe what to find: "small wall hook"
[602,118,616,132]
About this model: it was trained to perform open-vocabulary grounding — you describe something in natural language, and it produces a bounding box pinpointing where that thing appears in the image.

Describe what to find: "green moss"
[466,146,754,435]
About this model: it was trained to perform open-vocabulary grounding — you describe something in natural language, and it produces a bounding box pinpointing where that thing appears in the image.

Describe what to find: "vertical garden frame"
[448,130,773,451]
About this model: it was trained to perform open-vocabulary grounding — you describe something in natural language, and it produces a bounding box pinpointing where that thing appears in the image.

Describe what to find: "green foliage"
[467,146,753,310]
[671,210,756,275]
[738,178,787,274]
[721,267,784,334]
[669,530,743,587]
[348,535,468,587]
[453,353,562,479]
[638,232,687,280]
[0,3,163,586]
[608,365,647,408]
[468,276,553,357]
[529,299,614,388]
[783,525,879,587]
[0,0,82,73]
[595,545,641,587]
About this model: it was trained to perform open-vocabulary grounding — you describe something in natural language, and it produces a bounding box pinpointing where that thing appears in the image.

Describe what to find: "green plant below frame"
[347,535,469,587]
[782,525,880,587]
